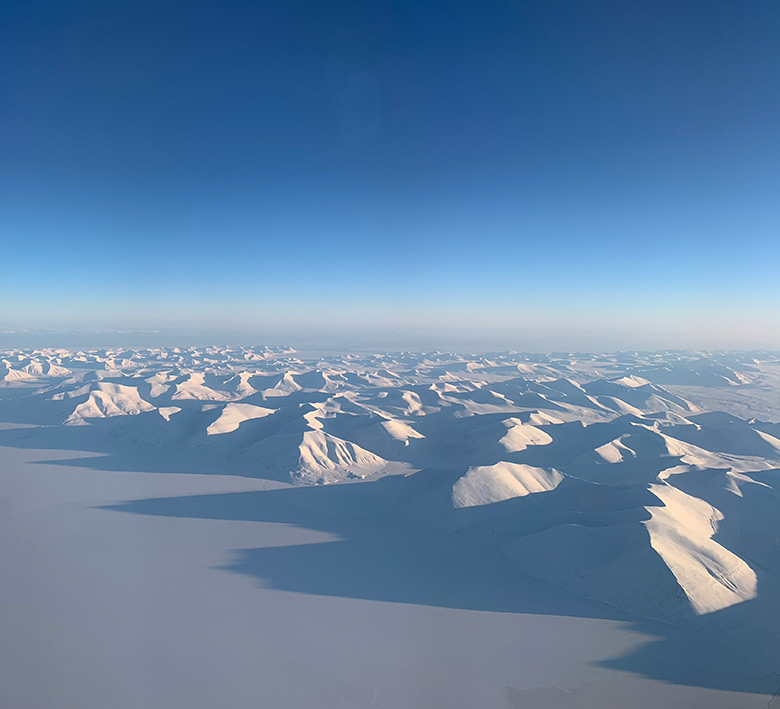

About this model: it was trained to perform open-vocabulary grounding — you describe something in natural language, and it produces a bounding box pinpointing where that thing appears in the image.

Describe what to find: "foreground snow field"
[1,347,779,707]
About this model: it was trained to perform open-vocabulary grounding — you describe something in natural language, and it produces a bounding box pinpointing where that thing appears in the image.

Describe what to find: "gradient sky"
[1,0,779,349]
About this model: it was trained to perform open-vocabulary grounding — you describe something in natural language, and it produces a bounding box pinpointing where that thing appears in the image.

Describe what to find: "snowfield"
[1,346,780,708]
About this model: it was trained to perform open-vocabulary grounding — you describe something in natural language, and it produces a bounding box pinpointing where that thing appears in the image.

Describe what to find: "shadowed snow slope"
[2,345,780,640]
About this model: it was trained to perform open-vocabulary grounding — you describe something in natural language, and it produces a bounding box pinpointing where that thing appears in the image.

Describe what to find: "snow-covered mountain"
[2,345,780,634]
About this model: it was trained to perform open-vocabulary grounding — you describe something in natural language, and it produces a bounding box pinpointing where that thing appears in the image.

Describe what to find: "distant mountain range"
[3,346,780,637]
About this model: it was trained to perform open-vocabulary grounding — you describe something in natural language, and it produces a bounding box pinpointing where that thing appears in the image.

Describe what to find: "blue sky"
[1,0,779,349]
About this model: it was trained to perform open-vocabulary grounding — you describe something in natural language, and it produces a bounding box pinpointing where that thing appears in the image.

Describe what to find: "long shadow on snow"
[106,471,633,618]
[106,470,779,697]
[0,406,320,480]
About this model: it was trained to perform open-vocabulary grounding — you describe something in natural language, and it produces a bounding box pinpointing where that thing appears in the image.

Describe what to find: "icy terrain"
[1,346,779,708]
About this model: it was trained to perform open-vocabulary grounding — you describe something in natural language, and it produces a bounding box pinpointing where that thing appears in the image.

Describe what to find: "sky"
[1,0,779,350]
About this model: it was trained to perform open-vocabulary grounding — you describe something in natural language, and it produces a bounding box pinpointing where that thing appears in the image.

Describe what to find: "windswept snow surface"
[1,346,780,708]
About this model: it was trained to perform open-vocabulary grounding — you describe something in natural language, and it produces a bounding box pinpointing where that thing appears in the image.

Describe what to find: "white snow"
[498,418,553,452]
[205,403,275,435]
[644,483,758,614]
[1,345,779,708]
[594,436,636,463]
[294,429,388,484]
[452,462,563,508]
[158,406,181,421]
[172,372,230,401]
[66,383,155,424]
[379,418,425,444]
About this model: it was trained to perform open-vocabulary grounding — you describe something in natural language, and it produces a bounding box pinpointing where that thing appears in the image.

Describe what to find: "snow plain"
[1,346,779,708]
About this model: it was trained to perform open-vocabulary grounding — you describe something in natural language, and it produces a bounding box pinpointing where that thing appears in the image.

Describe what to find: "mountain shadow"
[106,471,780,698]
